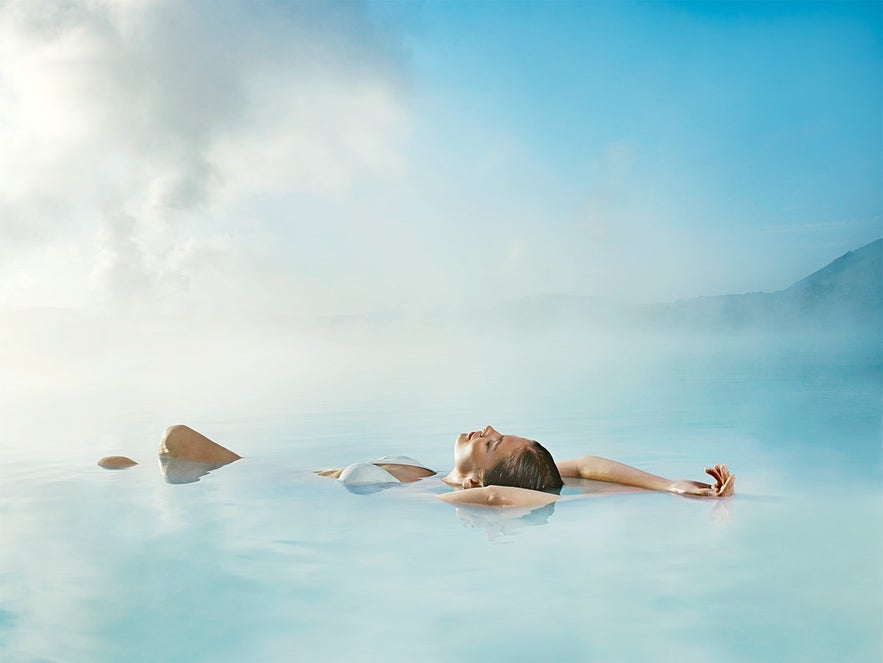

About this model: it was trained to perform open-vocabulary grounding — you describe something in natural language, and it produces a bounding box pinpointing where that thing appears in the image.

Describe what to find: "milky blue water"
[1,330,880,662]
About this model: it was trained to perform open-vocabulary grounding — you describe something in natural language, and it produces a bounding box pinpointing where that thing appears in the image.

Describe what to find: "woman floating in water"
[319,424,735,507]
[100,423,735,499]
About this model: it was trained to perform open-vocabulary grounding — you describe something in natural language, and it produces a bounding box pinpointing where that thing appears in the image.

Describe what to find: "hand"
[316,468,343,479]
[670,464,735,498]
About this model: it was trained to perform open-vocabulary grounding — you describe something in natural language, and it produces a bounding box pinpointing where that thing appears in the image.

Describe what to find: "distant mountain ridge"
[784,238,882,311]
[3,240,877,340]
[494,239,883,332]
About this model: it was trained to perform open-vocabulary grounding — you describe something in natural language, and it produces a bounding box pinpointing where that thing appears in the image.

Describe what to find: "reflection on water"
[158,456,239,484]
[339,480,398,495]
[453,502,557,542]
[0,334,880,662]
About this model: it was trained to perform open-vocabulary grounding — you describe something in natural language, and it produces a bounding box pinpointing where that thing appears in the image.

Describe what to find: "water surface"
[1,331,880,662]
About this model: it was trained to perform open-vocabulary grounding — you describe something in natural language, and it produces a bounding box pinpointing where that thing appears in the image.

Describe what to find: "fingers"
[676,465,736,499]
[716,465,731,491]
[705,464,732,491]
[718,473,735,497]
[702,464,735,497]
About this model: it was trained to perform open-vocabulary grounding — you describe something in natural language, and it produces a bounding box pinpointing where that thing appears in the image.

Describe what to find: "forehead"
[499,434,532,449]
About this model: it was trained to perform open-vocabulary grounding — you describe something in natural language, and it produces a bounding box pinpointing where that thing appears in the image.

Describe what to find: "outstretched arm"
[556,456,735,498]
[438,486,558,508]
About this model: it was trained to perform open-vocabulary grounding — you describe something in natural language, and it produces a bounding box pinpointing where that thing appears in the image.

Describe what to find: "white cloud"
[0,0,410,310]
[213,78,408,199]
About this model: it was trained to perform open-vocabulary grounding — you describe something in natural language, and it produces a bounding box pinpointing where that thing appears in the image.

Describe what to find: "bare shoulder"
[555,456,590,478]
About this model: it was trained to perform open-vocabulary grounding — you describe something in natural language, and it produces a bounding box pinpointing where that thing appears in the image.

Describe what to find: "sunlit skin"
[440,425,735,507]
[443,426,534,488]
[322,424,736,508]
[100,423,736,500]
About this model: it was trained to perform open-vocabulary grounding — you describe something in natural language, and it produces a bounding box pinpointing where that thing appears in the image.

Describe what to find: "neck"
[442,470,465,487]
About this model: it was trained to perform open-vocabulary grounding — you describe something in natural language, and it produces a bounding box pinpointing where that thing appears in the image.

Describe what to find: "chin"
[455,432,470,446]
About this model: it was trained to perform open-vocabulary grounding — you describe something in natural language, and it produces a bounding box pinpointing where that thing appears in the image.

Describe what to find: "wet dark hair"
[481,440,563,493]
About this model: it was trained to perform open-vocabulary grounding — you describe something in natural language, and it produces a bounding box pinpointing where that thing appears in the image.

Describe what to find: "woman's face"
[445,425,532,487]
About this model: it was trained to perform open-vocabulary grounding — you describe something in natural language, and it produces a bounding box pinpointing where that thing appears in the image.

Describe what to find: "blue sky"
[393,1,881,298]
[407,0,879,213]
[0,1,879,314]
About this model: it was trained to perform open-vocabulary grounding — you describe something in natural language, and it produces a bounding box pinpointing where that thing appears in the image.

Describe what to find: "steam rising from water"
[0,1,879,466]
[2,296,878,470]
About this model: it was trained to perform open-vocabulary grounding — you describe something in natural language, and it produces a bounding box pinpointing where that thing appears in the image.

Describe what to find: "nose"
[483,425,499,436]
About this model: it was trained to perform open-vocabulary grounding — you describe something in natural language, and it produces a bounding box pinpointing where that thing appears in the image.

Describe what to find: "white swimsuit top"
[338,456,432,486]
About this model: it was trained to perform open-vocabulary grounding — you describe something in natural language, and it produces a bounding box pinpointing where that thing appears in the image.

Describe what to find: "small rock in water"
[158,424,241,464]
[98,456,138,469]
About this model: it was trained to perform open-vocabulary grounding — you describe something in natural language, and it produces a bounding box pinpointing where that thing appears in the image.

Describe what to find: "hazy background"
[1,6,881,661]
[0,0,880,456]
[1,1,880,312]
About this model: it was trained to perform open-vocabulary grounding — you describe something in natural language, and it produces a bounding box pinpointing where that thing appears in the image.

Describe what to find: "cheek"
[454,443,478,473]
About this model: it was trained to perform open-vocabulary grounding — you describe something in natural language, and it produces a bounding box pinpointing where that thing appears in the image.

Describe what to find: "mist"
[3,7,882,662]
[2,265,878,472]
[1,1,880,465]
